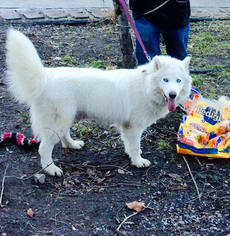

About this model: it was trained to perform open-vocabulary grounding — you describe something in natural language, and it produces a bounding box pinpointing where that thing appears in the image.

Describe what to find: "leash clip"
[146,55,152,62]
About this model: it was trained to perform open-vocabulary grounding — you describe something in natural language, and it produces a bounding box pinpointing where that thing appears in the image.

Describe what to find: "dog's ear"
[182,56,191,73]
[152,56,162,72]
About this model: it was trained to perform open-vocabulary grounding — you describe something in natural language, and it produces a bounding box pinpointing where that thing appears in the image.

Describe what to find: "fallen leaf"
[53,56,62,61]
[62,180,73,189]
[96,177,105,183]
[27,208,34,218]
[117,169,125,174]
[112,142,117,148]
[34,173,46,184]
[100,150,108,155]
[167,173,182,182]
[126,201,145,213]
[86,168,95,176]
[105,170,111,176]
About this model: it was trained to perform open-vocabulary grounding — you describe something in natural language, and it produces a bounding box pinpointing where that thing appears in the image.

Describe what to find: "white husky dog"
[5,29,192,176]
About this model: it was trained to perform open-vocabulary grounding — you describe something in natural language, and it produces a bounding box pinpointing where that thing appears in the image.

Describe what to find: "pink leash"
[118,0,151,62]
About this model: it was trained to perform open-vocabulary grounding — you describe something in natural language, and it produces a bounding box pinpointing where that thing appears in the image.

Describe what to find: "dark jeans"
[135,17,190,65]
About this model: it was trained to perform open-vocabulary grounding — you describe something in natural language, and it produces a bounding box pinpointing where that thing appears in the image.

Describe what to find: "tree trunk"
[112,0,137,69]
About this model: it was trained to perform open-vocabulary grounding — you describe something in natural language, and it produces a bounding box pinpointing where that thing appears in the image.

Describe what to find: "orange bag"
[177,94,230,158]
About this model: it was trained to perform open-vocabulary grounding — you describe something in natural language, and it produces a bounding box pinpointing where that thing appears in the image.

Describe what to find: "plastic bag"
[177,92,230,158]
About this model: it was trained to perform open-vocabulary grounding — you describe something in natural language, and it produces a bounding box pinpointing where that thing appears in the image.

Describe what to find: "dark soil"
[0,21,230,236]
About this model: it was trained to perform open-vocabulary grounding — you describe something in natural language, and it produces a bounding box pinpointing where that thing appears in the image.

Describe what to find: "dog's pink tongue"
[168,98,176,112]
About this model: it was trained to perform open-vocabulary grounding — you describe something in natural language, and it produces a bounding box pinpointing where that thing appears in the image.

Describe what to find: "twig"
[28,222,53,234]
[145,202,156,211]
[50,218,72,229]
[116,212,138,232]
[5,161,54,180]
[44,127,61,142]
[194,156,202,166]
[75,163,130,172]
[116,202,156,234]
[0,164,9,207]
[104,183,142,188]
[183,155,201,201]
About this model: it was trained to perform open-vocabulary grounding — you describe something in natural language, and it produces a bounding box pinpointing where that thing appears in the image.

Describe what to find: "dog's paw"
[132,158,151,168]
[62,140,85,149]
[43,163,63,176]
[72,140,84,149]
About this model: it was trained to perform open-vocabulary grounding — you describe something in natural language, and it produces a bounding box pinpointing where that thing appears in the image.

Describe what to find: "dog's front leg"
[121,127,151,168]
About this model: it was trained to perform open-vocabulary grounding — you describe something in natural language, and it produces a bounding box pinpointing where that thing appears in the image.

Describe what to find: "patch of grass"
[90,61,105,68]
[188,20,230,99]
[189,21,230,60]
[62,56,78,66]
[202,32,215,42]
[192,74,205,87]
[106,27,115,34]
[71,123,92,135]
[157,139,172,150]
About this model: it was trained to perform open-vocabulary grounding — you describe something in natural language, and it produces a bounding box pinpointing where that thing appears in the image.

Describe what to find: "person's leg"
[134,17,161,65]
[162,24,190,60]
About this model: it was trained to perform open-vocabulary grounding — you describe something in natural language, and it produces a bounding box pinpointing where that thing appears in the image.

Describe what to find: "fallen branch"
[0,164,9,207]
[183,155,201,201]
[116,211,138,233]
[28,222,53,234]
[5,161,54,180]
[116,201,156,234]
[194,156,202,166]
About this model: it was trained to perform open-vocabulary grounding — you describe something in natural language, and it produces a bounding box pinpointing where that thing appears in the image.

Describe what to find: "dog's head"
[144,56,192,112]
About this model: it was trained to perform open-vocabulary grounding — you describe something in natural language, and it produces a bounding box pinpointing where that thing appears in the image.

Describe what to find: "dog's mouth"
[166,97,176,112]
[162,91,177,112]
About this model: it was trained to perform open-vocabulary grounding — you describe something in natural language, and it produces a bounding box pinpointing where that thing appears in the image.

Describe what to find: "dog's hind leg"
[39,139,63,176]
[61,130,84,149]
[121,126,151,168]
[38,129,64,176]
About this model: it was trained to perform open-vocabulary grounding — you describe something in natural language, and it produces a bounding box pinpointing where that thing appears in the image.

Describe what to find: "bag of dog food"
[177,91,230,158]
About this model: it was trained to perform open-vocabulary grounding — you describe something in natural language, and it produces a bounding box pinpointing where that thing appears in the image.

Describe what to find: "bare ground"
[0,21,230,236]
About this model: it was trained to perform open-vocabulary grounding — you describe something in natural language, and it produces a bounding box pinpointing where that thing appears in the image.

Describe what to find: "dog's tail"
[6,29,46,105]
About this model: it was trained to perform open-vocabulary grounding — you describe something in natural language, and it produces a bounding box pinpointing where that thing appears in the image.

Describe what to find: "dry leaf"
[34,173,46,184]
[86,168,95,176]
[96,177,105,183]
[27,208,34,218]
[117,169,125,174]
[100,150,108,155]
[167,173,182,182]
[62,180,73,189]
[126,201,145,213]
[105,170,111,176]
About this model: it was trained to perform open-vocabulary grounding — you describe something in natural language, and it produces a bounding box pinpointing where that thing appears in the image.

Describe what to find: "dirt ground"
[0,20,230,236]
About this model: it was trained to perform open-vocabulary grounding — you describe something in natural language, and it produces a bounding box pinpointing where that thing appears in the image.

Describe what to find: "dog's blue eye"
[177,79,181,83]
[163,78,168,82]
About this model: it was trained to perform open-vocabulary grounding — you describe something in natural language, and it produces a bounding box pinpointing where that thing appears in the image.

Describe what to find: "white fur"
[5,29,192,176]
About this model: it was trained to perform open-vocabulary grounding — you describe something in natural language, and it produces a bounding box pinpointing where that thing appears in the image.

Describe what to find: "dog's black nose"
[169,92,176,99]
